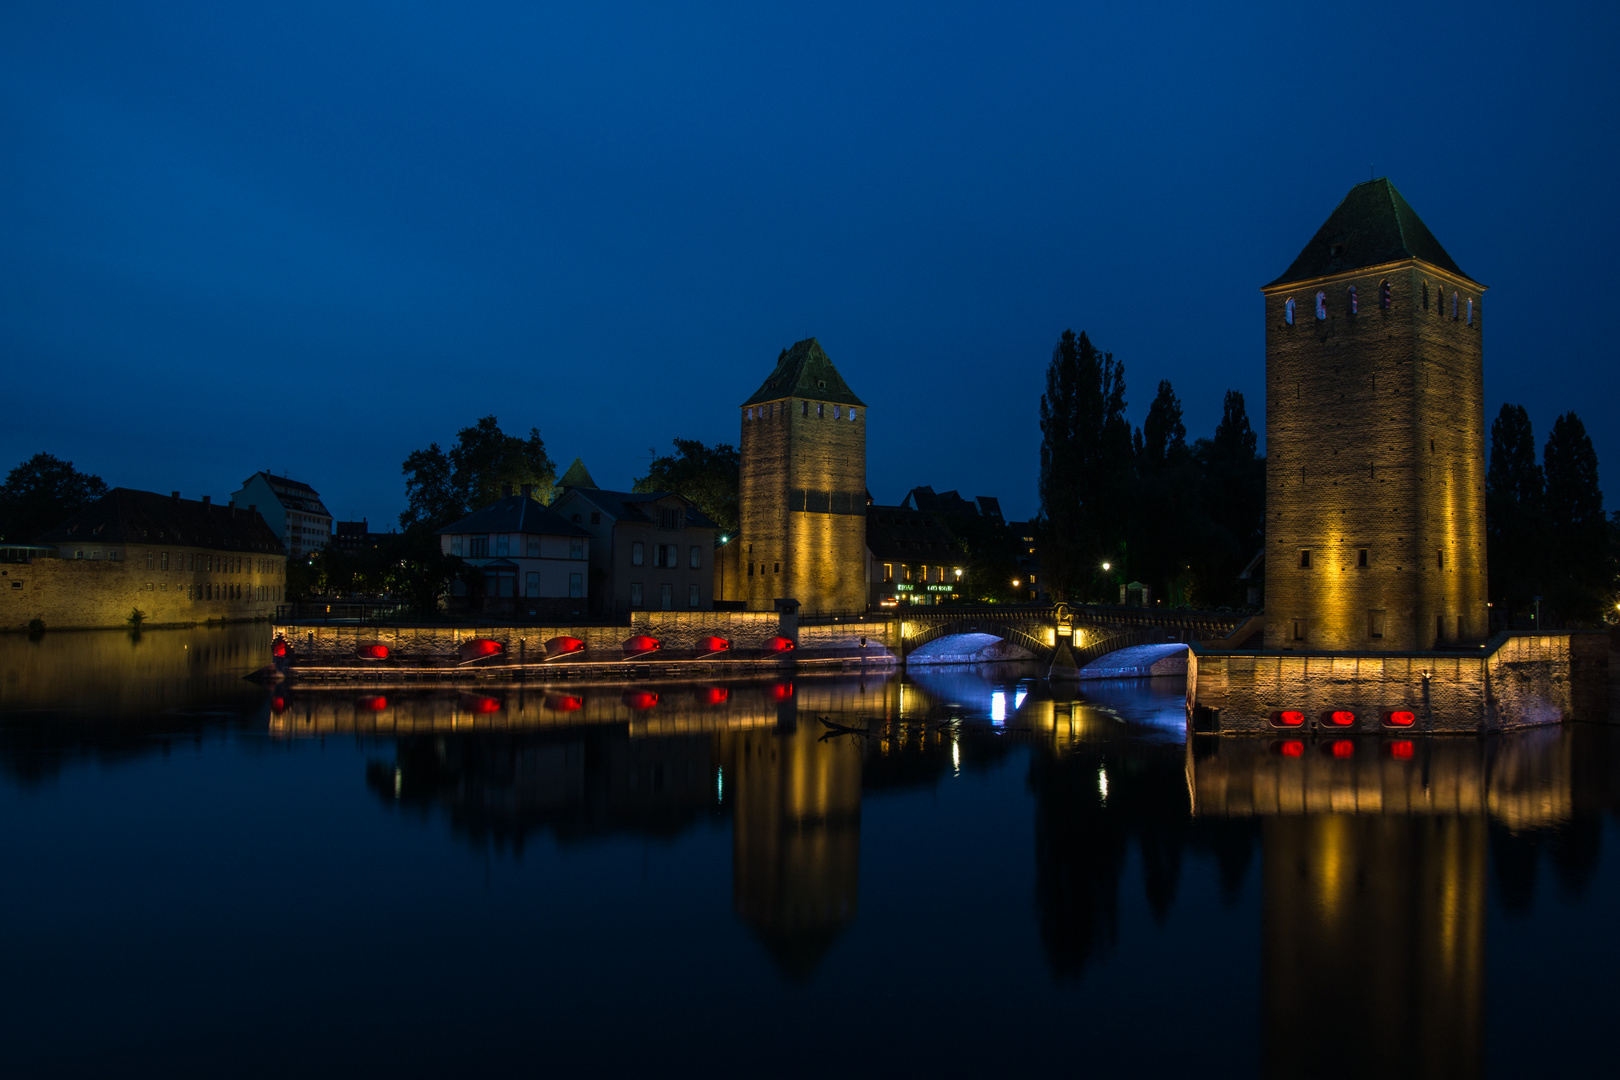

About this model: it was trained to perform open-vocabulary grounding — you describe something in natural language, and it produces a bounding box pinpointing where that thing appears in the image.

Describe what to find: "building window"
[688,584,701,608]
[1315,292,1326,320]
[1285,298,1295,325]
[1380,280,1391,310]
[496,535,509,556]
[660,583,674,611]
[159,552,169,570]
[747,560,753,577]
[469,536,488,557]
[904,565,912,582]
[850,408,858,422]
[1437,549,1444,570]
[1348,286,1358,315]
[451,536,463,556]
[570,538,584,560]
[569,572,583,598]
[146,552,154,570]
[883,563,893,582]
[1452,292,1459,319]
[590,512,601,524]
[1368,610,1386,639]
[1357,548,1368,568]
[773,562,780,573]
[527,536,541,557]
[1299,549,1311,569]
[632,542,644,566]
[630,583,643,608]
[801,400,808,417]
[570,513,581,522]
[833,405,841,419]
[817,402,824,418]
[1292,619,1305,641]
[1466,298,1473,325]
[690,545,701,569]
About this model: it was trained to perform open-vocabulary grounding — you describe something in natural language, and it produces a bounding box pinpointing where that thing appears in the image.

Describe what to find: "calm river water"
[2,624,1618,1078]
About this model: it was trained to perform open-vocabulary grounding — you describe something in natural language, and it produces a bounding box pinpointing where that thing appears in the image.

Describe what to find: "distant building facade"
[1262,179,1487,650]
[5,488,285,629]
[436,493,592,618]
[330,519,394,557]
[230,472,333,558]
[865,504,966,607]
[732,338,867,614]
[551,481,718,618]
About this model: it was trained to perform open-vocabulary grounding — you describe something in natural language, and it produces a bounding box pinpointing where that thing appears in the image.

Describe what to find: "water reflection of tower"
[1262,815,1484,1080]
[720,708,863,979]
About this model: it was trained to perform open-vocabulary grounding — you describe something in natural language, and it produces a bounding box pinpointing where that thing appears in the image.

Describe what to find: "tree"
[1038,330,1132,601]
[1542,412,1606,623]
[1138,380,1188,475]
[1486,404,1544,620]
[1188,391,1264,608]
[399,416,557,531]
[1130,381,1198,605]
[0,453,109,542]
[633,438,741,535]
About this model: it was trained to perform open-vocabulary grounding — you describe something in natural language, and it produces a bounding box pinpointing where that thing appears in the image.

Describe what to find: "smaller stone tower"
[737,338,867,613]
[1262,179,1487,651]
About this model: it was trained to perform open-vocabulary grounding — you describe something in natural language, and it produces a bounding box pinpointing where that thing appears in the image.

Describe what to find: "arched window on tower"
[849,407,858,422]
[1348,286,1358,315]
[1315,292,1327,320]
[1380,280,1391,310]
[1452,292,1459,319]
[1466,298,1474,325]
[801,400,809,417]
[1285,298,1295,325]
[1422,282,1429,311]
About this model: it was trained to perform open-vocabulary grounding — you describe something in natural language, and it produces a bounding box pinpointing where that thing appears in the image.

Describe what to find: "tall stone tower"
[737,338,867,613]
[1262,179,1487,651]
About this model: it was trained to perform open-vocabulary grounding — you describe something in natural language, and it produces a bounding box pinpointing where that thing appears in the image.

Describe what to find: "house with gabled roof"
[435,491,593,618]
[550,473,718,617]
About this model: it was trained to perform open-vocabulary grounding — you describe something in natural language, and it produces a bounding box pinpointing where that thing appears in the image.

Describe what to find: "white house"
[229,472,333,559]
[436,493,592,618]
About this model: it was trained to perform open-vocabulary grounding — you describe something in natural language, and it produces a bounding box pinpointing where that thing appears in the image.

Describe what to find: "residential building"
[865,504,967,607]
[330,519,394,557]
[435,492,592,618]
[551,480,718,618]
[6,488,286,629]
[230,472,333,558]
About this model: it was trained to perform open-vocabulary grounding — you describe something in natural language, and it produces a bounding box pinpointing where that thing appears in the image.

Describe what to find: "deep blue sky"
[3,2,1615,526]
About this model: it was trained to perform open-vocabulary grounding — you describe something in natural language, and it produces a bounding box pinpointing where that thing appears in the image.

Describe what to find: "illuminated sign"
[925,584,954,592]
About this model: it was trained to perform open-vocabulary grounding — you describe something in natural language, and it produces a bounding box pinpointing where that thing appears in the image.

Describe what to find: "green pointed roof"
[741,337,865,408]
[558,457,597,490]
[1266,178,1480,289]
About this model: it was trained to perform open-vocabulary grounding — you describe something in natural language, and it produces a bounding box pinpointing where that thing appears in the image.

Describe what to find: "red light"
[547,636,585,656]
[771,681,795,702]
[1388,740,1415,760]
[624,635,662,654]
[767,636,796,653]
[698,636,732,653]
[1271,710,1305,728]
[465,695,502,714]
[456,638,505,664]
[701,686,729,705]
[1329,739,1355,758]
[359,644,389,659]
[357,695,388,712]
[1324,710,1356,727]
[1385,709,1416,727]
[271,638,288,658]
[1272,739,1305,757]
[623,691,659,710]
[270,696,287,714]
[545,694,583,712]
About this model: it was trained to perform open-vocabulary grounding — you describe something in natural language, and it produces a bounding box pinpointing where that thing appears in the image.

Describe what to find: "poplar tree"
[1486,404,1544,620]
[1542,412,1606,623]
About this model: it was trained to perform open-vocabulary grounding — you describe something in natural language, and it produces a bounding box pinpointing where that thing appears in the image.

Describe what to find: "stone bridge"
[801,604,1256,675]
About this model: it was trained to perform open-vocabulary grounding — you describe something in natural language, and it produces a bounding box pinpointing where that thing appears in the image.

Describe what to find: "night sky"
[4,2,1615,527]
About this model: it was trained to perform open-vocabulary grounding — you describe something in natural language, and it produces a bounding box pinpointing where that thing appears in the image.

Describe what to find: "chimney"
[520,484,533,499]
[502,483,513,498]
[202,495,211,506]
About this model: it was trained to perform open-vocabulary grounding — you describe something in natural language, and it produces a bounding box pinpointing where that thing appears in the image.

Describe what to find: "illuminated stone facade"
[1263,179,1487,651]
[736,338,867,614]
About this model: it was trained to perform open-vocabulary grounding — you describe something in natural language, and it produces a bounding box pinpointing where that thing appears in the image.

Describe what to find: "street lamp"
[1101,562,1111,571]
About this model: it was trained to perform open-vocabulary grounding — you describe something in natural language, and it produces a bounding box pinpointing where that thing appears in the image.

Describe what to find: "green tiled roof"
[1266,178,1479,289]
[557,457,597,490]
[741,337,866,408]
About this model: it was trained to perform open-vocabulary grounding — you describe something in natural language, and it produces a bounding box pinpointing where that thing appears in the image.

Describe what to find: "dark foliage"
[0,452,109,543]
[1486,404,1545,619]
[633,438,740,535]
[400,416,556,532]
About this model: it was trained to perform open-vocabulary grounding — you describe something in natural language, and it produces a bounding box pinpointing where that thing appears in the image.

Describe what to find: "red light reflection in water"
[700,686,729,705]
[1271,739,1305,757]
[1388,740,1415,760]
[357,696,388,712]
[465,695,502,714]
[545,694,583,712]
[623,691,659,710]
[771,682,795,701]
[1328,739,1355,758]
[270,696,287,714]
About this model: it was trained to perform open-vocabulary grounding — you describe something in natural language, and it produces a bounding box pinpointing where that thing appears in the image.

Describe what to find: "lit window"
[883,563,893,582]
[1285,298,1295,325]
[1348,286,1358,314]
[1315,292,1327,320]
[1466,298,1473,325]
[833,405,841,419]
[849,408,858,421]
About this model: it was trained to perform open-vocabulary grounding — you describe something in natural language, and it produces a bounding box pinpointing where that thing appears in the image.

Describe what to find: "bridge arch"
[901,618,1054,662]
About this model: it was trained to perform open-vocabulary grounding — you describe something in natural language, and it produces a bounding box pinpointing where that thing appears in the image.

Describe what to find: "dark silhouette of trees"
[1486,404,1544,621]
[400,416,557,532]
[0,452,109,543]
[1038,330,1132,601]
[1542,412,1607,624]
[633,438,740,535]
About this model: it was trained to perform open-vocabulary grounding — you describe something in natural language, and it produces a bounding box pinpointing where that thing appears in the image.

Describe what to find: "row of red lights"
[1270,709,1416,729]
[273,635,800,662]
[1272,738,1417,760]
[270,682,795,716]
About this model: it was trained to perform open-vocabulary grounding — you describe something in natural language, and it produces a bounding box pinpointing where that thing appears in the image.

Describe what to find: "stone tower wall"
[738,398,867,613]
[1263,263,1486,650]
